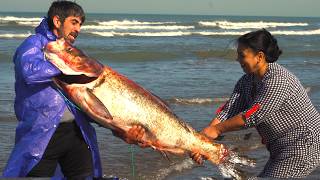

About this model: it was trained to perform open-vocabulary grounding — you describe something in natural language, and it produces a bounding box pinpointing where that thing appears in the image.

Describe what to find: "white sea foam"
[0,16,42,27]
[0,16,42,22]
[271,29,320,35]
[200,177,217,180]
[199,20,309,29]
[197,29,320,36]
[217,150,256,180]
[82,24,194,30]
[89,31,242,36]
[89,29,320,37]
[98,20,176,26]
[17,21,39,27]
[90,31,192,37]
[153,159,194,180]
[168,97,229,105]
[0,33,31,38]
[196,31,246,36]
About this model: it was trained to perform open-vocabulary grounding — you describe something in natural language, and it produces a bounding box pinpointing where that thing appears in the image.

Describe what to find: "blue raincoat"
[3,18,102,178]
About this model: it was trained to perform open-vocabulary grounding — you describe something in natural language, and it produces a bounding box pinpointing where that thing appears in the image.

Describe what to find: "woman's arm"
[215,75,249,122]
[202,114,245,139]
[190,114,245,164]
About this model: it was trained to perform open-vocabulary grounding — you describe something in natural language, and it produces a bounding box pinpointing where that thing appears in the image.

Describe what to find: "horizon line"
[0,11,319,19]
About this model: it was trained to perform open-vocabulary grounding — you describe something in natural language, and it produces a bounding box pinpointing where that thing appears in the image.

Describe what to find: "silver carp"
[44,39,254,178]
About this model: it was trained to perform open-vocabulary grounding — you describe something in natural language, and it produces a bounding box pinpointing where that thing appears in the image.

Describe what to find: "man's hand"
[112,125,148,147]
[126,125,145,144]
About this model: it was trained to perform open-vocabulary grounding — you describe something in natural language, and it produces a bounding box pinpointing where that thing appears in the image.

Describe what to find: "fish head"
[44,38,103,77]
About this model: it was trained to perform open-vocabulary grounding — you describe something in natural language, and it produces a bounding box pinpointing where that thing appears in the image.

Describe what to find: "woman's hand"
[190,118,222,164]
[190,127,220,164]
[209,118,220,126]
[202,125,221,140]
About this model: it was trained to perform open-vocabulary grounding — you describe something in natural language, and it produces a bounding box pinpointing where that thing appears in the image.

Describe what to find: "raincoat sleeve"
[242,76,289,128]
[216,76,247,122]
[14,36,61,84]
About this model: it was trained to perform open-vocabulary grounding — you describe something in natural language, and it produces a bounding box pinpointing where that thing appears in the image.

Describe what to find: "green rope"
[56,88,81,111]
[129,145,136,178]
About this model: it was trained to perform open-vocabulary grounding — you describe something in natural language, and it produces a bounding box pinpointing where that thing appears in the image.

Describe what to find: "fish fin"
[150,91,171,108]
[159,151,171,162]
[53,73,113,128]
[83,88,114,127]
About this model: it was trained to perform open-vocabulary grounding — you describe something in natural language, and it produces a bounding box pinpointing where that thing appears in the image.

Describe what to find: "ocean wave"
[88,30,243,37]
[89,29,320,37]
[167,97,229,105]
[198,29,320,36]
[17,21,39,27]
[196,31,245,36]
[0,16,42,22]
[199,21,309,29]
[82,24,194,30]
[200,177,216,180]
[0,33,31,38]
[0,16,42,27]
[98,20,176,26]
[168,90,311,106]
[153,159,194,180]
[89,31,192,37]
[271,29,320,35]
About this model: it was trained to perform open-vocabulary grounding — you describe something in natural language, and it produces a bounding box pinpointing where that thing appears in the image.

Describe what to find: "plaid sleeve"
[243,76,289,128]
[216,76,247,122]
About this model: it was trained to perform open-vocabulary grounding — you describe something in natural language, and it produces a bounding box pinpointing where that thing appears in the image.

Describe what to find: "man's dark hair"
[47,0,85,30]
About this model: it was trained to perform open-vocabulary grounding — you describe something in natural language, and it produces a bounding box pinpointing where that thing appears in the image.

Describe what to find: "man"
[3,1,144,178]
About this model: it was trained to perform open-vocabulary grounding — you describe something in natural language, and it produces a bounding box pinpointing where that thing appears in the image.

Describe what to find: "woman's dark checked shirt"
[216,63,320,178]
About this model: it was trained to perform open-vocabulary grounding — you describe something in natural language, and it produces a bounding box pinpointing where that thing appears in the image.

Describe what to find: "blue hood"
[35,17,56,41]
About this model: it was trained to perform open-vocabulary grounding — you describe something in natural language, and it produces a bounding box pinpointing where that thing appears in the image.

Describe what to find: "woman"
[192,29,320,178]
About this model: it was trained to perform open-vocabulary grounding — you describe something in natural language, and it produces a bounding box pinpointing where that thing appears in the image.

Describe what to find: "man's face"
[56,16,82,44]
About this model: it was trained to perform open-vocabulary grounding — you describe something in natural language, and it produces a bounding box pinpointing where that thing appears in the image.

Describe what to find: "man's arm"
[15,37,61,84]
[112,125,149,148]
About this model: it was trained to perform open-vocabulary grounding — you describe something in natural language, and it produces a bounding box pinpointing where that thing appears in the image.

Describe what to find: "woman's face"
[236,43,261,74]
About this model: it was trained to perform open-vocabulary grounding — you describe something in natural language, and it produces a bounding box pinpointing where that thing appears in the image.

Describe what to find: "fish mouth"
[218,144,229,164]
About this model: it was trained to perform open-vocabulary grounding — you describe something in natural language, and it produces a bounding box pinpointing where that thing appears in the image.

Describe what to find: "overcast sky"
[0,0,319,17]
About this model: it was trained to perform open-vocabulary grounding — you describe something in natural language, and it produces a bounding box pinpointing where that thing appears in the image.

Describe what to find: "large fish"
[44,39,254,178]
